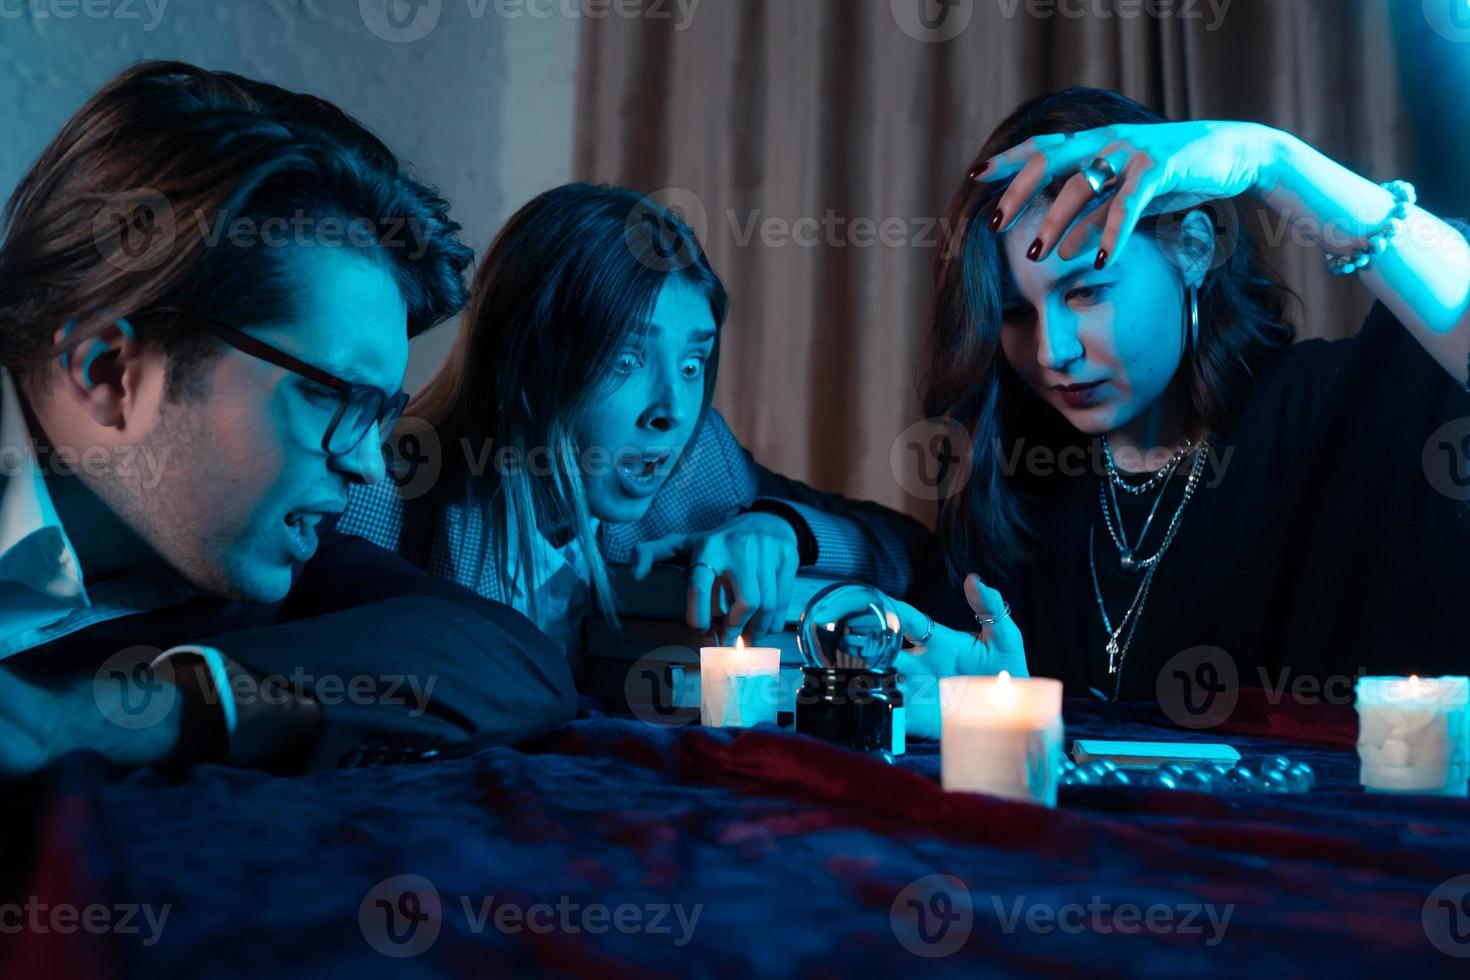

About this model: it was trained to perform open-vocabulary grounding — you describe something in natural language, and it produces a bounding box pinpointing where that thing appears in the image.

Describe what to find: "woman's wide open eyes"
[612,349,708,379]
[679,355,707,380]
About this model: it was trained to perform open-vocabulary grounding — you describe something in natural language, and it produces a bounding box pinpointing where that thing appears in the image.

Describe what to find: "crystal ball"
[1099,769,1132,787]
[1262,755,1292,773]
[795,583,903,672]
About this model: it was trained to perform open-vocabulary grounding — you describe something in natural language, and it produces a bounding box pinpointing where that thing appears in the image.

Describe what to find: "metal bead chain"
[1101,436,1194,496]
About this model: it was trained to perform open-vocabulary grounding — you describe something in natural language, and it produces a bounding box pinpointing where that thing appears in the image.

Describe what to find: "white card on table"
[1071,739,1241,769]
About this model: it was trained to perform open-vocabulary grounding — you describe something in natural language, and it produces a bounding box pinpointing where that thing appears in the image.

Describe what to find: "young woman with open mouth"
[339,183,934,661]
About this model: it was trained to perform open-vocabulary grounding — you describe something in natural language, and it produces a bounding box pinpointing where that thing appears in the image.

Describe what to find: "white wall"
[0,0,581,390]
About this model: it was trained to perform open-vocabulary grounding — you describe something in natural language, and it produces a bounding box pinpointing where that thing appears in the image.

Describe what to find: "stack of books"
[579,564,845,722]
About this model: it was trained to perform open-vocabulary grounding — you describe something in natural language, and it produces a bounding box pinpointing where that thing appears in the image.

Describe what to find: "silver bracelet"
[1324,180,1416,276]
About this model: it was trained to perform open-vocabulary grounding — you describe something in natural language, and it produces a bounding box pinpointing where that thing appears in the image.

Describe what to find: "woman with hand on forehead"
[888,87,1470,722]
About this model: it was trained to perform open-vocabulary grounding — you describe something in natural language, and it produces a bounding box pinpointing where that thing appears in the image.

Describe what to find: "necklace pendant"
[1106,638,1119,674]
[1119,553,1141,574]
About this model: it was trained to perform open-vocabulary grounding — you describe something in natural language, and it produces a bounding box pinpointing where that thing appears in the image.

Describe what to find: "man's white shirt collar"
[0,368,90,609]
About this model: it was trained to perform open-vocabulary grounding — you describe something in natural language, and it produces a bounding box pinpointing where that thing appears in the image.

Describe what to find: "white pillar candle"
[700,638,782,728]
[1356,675,1470,796]
[940,672,1064,807]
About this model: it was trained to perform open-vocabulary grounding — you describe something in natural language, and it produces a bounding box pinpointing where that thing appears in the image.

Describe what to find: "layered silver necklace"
[1089,436,1209,686]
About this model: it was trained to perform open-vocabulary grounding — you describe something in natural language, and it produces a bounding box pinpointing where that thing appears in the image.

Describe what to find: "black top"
[959,300,1470,700]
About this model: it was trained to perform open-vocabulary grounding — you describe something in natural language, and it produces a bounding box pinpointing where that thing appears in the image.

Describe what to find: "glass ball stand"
[794,583,907,762]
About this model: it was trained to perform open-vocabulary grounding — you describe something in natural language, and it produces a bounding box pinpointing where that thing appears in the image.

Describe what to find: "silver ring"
[915,614,935,645]
[1080,157,1119,196]
[974,601,1012,629]
[687,561,719,580]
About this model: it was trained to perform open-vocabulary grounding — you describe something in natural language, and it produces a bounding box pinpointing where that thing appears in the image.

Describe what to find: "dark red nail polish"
[1027,238,1044,262]
[988,209,1005,232]
[1094,248,1109,269]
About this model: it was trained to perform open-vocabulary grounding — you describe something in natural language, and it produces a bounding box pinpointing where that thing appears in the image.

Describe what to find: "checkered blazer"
[336,409,930,607]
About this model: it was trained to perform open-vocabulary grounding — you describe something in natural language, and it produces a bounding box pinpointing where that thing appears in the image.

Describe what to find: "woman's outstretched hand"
[890,573,1027,678]
[889,574,1028,740]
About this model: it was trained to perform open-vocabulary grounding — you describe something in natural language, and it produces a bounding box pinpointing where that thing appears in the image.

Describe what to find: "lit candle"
[700,637,782,728]
[940,672,1064,806]
[1356,675,1470,796]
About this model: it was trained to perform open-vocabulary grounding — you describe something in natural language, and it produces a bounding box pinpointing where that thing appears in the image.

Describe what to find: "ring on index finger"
[974,601,1012,629]
[1079,156,1120,196]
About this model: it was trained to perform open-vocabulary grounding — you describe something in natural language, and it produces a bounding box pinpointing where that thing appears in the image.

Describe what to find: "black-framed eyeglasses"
[165,308,409,457]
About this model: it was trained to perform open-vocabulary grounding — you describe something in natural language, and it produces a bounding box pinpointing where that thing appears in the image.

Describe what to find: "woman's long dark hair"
[923,88,1298,584]
[410,183,729,623]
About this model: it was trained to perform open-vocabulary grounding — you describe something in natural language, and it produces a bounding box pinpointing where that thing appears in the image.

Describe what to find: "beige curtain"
[574,0,1411,524]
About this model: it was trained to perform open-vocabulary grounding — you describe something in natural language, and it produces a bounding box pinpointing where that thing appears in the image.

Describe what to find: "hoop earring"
[1183,286,1199,351]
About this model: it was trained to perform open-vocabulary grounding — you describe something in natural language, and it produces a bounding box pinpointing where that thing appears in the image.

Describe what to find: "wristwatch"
[149,645,236,770]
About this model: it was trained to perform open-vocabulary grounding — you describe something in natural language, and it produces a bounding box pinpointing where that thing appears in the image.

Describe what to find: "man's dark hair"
[0,60,473,397]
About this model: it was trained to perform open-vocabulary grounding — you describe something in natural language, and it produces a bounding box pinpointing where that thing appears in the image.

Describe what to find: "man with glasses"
[0,62,576,775]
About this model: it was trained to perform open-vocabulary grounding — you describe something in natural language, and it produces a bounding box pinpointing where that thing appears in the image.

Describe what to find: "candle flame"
[1410,674,1421,697]
[735,636,745,651]
[998,670,1011,686]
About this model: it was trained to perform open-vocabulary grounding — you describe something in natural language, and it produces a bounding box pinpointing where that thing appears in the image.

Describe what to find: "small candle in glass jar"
[700,637,781,728]
[1356,675,1470,796]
